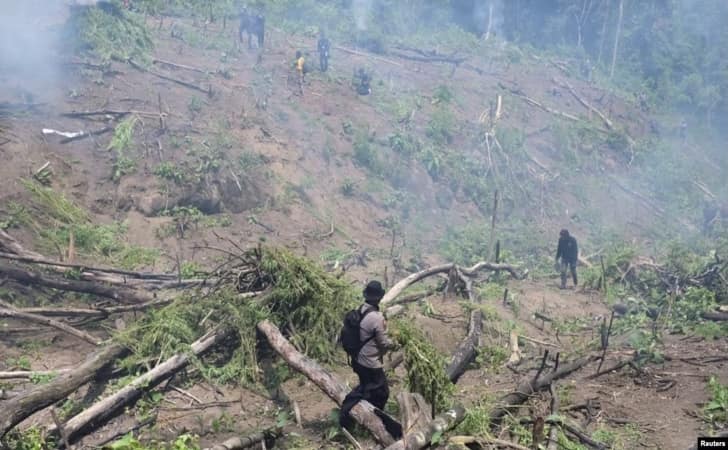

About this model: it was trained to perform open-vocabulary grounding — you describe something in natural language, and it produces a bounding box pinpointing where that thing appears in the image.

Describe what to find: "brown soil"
[0,12,724,450]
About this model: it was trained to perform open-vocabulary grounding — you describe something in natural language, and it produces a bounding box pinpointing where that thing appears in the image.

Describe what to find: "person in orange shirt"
[295,51,305,96]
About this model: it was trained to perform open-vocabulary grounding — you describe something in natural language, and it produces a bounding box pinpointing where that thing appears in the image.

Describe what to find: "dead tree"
[446,309,483,382]
[55,328,231,443]
[0,344,127,439]
[383,405,466,450]
[0,263,154,304]
[490,354,598,426]
[257,320,396,446]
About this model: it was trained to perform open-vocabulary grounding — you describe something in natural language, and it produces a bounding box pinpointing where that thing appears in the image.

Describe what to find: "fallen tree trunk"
[381,261,524,305]
[490,354,598,426]
[383,405,466,450]
[506,330,523,368]
[0,263,154,304]
[702,311,728,322]
[0,344,127,439]
[446,309,483,383]
[18,297,176,319]
[256,320,396,446]
[57,328,231,443]
[0,369,71,380]
[128,59,211,96]
[0,301,100,345]
[204,426,282,450]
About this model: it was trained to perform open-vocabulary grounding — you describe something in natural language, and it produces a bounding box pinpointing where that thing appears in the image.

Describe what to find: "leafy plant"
[187,96,204,114]
[154,162,187,184]
[340,179,356,196]
[393,320,454,412]
[426,108,455,145]
[432,85,454,105]
[702,376,728,427]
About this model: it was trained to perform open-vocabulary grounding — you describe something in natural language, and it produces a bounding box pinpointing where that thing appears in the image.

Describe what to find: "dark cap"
[560,229,569,237]
[363,280,385,302]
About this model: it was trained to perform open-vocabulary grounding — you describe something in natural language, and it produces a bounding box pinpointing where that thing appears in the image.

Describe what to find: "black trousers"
[340,361,399,435]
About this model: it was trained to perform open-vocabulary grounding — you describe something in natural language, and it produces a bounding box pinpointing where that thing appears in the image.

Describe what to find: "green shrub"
[426,108,455,145]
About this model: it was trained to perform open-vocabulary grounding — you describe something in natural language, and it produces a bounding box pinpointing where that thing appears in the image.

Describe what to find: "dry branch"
[0,370,71,380]
[0,300,100,345]
[383,405,466,450]
[128,59,211,95]
[204,426,281,450]
[702,311,728,322]
[0,344,127,439]
[553,78,614,130]
[153,58,209,74]
[57,328,231,443]
[506,330,523,367]
[490,354,598,426]
[381,261,524,305]
[446,309,483,382]
[256,320,396,446]
[0,262,154,304]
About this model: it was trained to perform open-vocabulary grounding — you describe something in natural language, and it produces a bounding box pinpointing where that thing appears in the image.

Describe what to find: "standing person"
[295,51,305,96]
[555,229,578,289]
[317,32,331,72]
[252,13,265,49]
[339,281,401,437]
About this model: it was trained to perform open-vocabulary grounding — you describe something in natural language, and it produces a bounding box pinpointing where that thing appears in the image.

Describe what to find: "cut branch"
[256,320,395,446]
[381,261,524,305]
[204,426,282,450]
[0,369,71,380]
[490,354,598,426]
[446,309,483,382]
[0,262,154,303]
[0,344,127,439]
[383,405,466,450]
[57,328,231,443]
[0,301,101,345]
[553,78,614,130]
[128,59,211,95]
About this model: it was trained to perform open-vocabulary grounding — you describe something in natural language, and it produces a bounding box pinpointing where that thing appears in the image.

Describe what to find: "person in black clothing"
[340,281,401,438]
[317,32,330,72]
[556,229,578,289]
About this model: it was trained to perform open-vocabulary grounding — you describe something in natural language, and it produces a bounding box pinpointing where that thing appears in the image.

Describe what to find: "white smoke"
[352,0,372,31]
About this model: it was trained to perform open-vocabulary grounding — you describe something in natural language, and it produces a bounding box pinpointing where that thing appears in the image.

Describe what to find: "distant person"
[353,67,371,95]
[252,13,265,49]
[339,281,401,438]
[317,32,331,72]
[555,229,578,289]
[295,51,306,95]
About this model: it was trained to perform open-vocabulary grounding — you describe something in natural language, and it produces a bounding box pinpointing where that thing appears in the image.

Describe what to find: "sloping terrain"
[1,8,727,450]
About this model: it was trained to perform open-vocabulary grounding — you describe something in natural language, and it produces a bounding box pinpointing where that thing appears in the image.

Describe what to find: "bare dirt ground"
[1,13,724,450]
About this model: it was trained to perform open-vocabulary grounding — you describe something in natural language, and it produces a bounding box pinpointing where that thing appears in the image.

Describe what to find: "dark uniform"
[353,67,371,95]
[556,229,578,289]
[340,281,401,439]
[317,34,331,72]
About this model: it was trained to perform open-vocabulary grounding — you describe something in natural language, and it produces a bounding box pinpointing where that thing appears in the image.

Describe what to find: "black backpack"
[340,306,375,364]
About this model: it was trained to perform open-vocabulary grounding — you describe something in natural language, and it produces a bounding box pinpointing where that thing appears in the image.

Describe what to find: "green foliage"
[67,3,153,63]
[117,247,358,386]
[340,179,356,197]
[15,180,157,268]
[426,108,455,145]
[393,320,454,412]
[29,371,57,384]
[154,162,187,184]
[5,355,31,370]
[352,129,382,172]
[180,261,204,279]
[439,223,490,266]
[388,132,420,158]
[105,433,200,450]
[238,151,267,172]
[1,427,54,450]
[108,116,140,181]
[187,96,204,114]
[432,85,454,105]
[454,398,492,437]
[702,376,728,427]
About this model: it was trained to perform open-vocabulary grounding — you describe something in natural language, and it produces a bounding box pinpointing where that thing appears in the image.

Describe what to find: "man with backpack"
[339,280,401,437]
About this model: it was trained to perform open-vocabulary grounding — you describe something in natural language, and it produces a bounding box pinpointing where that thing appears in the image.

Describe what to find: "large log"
[57,328,231,443]
[490,355,598,426]
[383,405,466,450]
[0,344,127,439]
[0,263,154,303]
[702,311,728,322]
[446,309,483,382]
[256,320,396,446]
[381,262,524,305]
